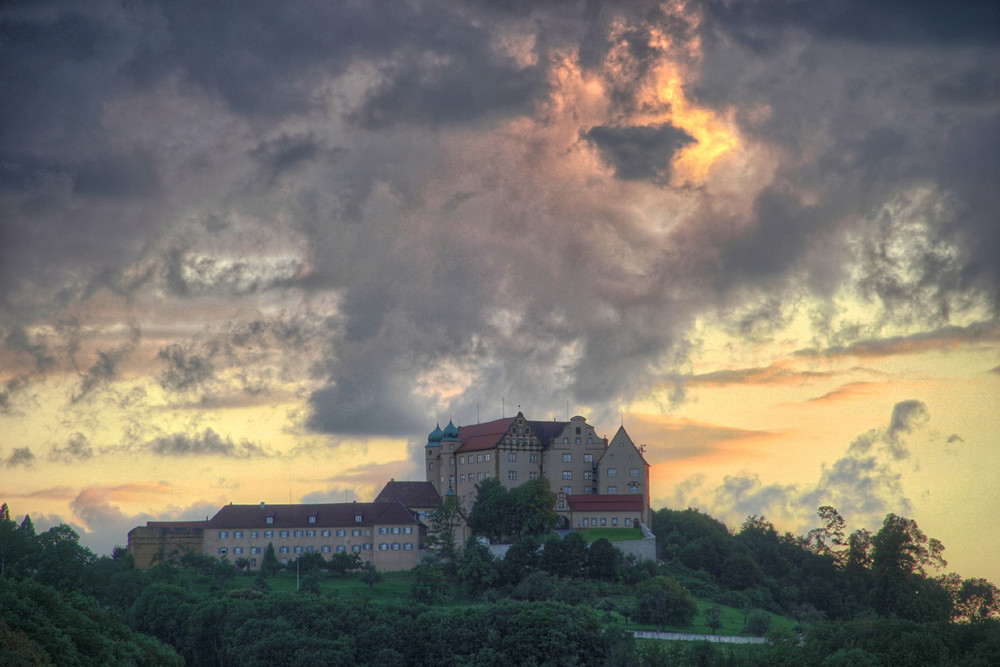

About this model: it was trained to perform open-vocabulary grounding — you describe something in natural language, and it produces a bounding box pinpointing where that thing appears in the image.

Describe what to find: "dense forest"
[2,491,998,666]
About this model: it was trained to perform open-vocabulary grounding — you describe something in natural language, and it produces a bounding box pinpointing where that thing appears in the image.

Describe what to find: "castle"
[128,412,651,571]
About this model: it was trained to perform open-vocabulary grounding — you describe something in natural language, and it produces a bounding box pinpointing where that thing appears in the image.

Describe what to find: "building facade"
[129,500,425,571]
[424,412,651,526]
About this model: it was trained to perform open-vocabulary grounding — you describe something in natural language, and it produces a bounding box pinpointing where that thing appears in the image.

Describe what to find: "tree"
[587,538,622,581]
[806,506,847,561]
[260,542,281,578]
[870,514,949,620]
[327,551,362,576]
[501,535,540,585]
[425,494,464,567]
[508,478,558,536]
[360,566,382,593]
[704,606,723,635]
[635,576,697,630]
[467,478,512,541]
[457,537,499,596]
[410,564,448,604]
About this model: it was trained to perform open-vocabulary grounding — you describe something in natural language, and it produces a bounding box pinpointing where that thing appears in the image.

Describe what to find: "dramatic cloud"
[5,447,35,468]
[48,432,94,463]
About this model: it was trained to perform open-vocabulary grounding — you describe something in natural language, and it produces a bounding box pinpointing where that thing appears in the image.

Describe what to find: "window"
[576,437,581,445]
[582,518,589,526]
[379,527,389,535]
[391,543,401,550]
[485,454,491,462]
[234,531,243,538]
[404,526,413,534]
[588,437,593,444]
[366,529,372,536]
[460,456,465,464]
[218,547,228,555]
[322,545,331,553]
[563,437,568,444]
[584,454,593,463]
[251,530,258,538]
[264,530,273,538]
[251,558,257,567]
[562,471,572,479]
[558,499,565,509]
[336,545,346,553]
[403,543,413,550]
[306,529,316,537]
[306,546,314,553]
[561,486,572,494]
[477,472,483,481]
[508,471,517,480]
[477,455,483,463]
[576,427,581,435]
[280,530,289,538]
[625,518,632,526]
[607,468,617,477]
[607,486,617,493]
[460,474,466,483]
[508,453,517,462]
[530,454,538,463]
[294,546,303,554]
[279,546,289,554]
[281,558,288,564]
[294,530,304,538]
[352,545,362,552]
[266,516,274,524]
[612,518,618,526]
[321,529,331,537]
[251,546,261,554]
[629,486,640,494]
[352,529,362,537]
[484,472,490,479]
[363,543,372,551]
[562,453,572,462]
[218,531,228,538]
[449,475,455,485]
[309,515,316,524]
[379,543,389,551]
[429,462,435,471]
[355,515,363,523]
[234,547,244,554]
[449,457,454,466]
[600,518,607,526]
[391,526,401,534]
[529,471,538,480]
[630,468,639,477]
[584,471,593,480]
[334,529,344,536]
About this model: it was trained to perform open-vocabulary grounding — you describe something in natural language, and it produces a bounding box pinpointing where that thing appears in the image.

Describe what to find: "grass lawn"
[579,528,644,543]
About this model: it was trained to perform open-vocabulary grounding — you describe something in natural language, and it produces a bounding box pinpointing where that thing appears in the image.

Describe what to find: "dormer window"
[266,516,274,524]
[355,515,363,523]
[308,515,317,523]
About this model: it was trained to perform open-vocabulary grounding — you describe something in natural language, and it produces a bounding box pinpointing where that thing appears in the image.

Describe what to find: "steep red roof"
[566,495,644,513]
[374,481,441,508]
[205,501,418,529]
[456,417,515,452]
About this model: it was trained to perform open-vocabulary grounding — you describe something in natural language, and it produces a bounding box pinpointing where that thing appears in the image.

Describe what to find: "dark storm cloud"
[147,428,270,458]
[583,123,695,180]
[1,0,997,442]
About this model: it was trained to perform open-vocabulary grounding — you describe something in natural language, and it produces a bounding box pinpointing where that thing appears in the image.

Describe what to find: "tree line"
[2,494,998,665]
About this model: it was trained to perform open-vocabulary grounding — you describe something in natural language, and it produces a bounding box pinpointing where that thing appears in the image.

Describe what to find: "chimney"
[260,501,266,510]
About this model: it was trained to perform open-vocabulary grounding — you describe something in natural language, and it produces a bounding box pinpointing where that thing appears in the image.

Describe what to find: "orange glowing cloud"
[650,62,739,182]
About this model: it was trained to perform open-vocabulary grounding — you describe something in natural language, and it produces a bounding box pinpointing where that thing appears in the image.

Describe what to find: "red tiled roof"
[456,417,515,452]
[566,495,644,513]
[205,501,418,529]
[526,420,570,443]
[374,481,441,508]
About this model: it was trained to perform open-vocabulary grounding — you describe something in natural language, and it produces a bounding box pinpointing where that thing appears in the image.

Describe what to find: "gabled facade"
[424,411,651,526]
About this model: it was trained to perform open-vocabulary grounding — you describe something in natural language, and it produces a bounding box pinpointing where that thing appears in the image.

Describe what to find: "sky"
[1,1,998,583]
